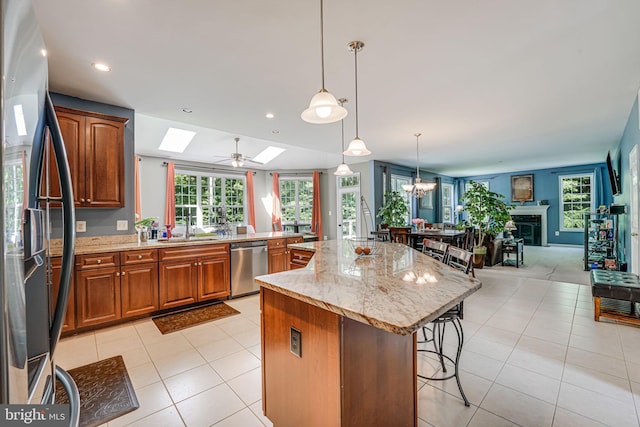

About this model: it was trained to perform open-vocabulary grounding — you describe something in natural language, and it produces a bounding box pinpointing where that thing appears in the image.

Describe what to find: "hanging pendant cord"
[354,46,359,137]
[320,0,325,89]
[415,133,422,180]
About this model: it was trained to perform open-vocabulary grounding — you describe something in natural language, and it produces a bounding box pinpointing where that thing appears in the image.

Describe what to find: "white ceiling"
[31,0,640,176]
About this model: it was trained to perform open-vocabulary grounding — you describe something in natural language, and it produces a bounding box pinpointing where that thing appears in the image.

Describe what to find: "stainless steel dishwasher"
[230,240,268,298]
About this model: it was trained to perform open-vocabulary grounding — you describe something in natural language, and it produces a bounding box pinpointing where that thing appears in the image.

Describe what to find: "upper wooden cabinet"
[43,106,128,208]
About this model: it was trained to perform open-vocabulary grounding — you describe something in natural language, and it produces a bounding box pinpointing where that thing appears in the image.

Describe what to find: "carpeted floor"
[476,245,591,286]
[56,355,138,427]
[152,302,240,334]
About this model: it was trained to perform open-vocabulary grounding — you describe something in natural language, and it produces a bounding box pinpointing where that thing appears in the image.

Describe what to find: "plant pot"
[472,247,486,269]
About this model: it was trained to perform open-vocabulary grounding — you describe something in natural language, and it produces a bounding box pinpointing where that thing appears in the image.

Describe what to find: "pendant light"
[301,0,347,124]
[402,133,436,198]
[344,41,371,156]
[334,98,353,176]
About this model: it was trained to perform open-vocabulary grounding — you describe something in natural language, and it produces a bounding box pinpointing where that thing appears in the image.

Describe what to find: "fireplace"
[509,205,550,246]
[511,215,542,246]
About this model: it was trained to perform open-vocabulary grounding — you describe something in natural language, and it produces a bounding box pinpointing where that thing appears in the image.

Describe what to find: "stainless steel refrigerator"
[2,0,79,422]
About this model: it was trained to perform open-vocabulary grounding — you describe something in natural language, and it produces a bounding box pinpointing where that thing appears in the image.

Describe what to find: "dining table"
[409,228,466,249]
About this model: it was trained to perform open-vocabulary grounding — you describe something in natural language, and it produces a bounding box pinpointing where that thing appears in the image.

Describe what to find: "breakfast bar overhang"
[255,240,482,427]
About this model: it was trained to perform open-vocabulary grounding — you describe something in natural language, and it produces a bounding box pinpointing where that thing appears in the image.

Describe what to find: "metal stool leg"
[417,314,470,407]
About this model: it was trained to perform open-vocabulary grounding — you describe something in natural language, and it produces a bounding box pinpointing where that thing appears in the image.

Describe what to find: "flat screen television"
[606,151,620,196]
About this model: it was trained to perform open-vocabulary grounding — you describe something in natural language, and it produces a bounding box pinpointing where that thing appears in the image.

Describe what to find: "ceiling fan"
[212,137,261,168]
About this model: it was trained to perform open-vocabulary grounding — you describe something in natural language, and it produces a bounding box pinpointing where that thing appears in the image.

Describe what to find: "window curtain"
[164,162,176,228]
[134,156,141,221]
[312,170,322,237]
[246,171,256,229]
[272,172,282,231]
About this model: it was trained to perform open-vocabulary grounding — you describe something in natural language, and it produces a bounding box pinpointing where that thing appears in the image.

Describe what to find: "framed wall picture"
[419,191,433,209]
[511,174,534,202]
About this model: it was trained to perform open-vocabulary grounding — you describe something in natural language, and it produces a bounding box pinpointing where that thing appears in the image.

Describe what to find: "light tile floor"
[56,246,640,426]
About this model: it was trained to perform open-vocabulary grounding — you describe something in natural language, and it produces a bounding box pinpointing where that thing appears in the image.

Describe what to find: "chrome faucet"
[185,212,192,239]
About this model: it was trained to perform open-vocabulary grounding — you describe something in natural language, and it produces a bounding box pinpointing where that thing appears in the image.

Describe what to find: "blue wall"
[460,164,613,246]
[613,96,640,268]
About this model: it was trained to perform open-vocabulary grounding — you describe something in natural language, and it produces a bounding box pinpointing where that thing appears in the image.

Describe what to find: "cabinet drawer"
[286,236,304,245]
[159,244,229,261]
[289,249,314,268]
[268,238,286,249]
[75,252,120,269]
[121,249,158,265]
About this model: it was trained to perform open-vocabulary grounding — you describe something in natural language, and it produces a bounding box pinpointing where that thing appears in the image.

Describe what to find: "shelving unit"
[584,211,621,271]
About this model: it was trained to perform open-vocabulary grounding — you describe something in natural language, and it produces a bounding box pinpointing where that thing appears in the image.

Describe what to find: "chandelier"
[402,133,436,198]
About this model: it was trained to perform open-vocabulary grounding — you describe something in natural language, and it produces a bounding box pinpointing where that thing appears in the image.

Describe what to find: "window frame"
[390,174,412,224]
[279,176,313,227]
[441,182,455,223]
[558,172,595,232]
[174,169,246,229]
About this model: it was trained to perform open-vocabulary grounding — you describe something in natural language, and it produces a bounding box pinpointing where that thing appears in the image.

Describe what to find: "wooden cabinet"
[120,250,159,318]
[44,106,127,208]
[51,257,75,333]
[268,238,287,273]
[75,250,158,328]
[289,248,314,270]
[159,244,230,310]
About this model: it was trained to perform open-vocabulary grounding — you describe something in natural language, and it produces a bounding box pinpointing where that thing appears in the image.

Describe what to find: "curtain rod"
[270,171,322,176]
[162,161,256,175]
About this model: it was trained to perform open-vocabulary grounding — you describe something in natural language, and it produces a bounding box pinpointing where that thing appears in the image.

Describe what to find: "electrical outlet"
[76,221,86,233]
[117,220,128,231]
[555,231,560,236]
[290,327,302,358]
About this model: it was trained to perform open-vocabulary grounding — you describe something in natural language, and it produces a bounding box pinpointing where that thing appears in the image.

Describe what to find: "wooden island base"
[261,288,417,427]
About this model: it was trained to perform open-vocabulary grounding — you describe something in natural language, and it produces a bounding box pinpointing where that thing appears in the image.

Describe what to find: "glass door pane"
[338,190,359,240]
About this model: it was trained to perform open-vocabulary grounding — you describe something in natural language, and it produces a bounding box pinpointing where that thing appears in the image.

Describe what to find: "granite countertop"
[255,240,482,336]
[49,232,312,256]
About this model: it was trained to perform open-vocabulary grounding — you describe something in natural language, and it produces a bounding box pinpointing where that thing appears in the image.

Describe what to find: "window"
[441,183,454,223]
[559,173,594,231]
[390,174,412,225]
[174,171,245,228]
[279,177,313,230]
[3,155,23,246]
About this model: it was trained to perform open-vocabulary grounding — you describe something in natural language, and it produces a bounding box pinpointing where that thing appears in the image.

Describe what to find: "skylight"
[252,146,285,164]
[158,127,196,153]
[13,105,27,136]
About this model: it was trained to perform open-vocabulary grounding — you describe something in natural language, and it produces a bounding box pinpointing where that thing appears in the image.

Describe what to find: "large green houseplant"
[459,181,513,257]
[377,191,409,227]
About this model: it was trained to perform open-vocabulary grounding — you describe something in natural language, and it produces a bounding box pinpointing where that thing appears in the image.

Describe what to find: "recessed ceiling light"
[182,108,192,113]
[252,146,285,164]
[91,62,111,72]
[265,113,275,119]
[158,127,196,153]
[272,130,280,134]
[40,49,47,57]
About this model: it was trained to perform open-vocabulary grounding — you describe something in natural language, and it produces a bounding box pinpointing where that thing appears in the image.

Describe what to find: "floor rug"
[152,302,240,334]
[56,355,138,427]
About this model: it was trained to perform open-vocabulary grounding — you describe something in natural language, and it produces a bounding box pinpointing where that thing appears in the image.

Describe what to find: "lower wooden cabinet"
[159,244,230,310]
[51,257,75,332]
[121,263,159,318]
[76,266,121,328]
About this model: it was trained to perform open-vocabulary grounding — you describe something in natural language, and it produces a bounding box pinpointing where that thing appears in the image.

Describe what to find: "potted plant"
[377,191,409,228]
[459,181,513,267]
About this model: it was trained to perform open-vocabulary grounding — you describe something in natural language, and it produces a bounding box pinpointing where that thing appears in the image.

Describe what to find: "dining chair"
[422,238,448,262]
[272,222,282,232]
[388,226,412,245]
[417,244,474,407]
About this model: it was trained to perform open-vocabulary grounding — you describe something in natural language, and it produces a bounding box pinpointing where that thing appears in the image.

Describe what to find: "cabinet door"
[76,267,121,328]
[121,263,159,318]
[84,117,125,207]
[51,257,75,332]
[268,248,288,273]
[159,260,197,309]
[42,111,85,207]
[198,255,230,301]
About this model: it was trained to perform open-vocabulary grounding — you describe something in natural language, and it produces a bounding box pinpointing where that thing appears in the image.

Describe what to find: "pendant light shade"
[334,98,354,176]
[344,41,371,156]
[301,0,347,124]
[404,133,436,199]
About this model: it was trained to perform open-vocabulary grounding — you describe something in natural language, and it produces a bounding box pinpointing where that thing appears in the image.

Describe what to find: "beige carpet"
[475,245,591,286]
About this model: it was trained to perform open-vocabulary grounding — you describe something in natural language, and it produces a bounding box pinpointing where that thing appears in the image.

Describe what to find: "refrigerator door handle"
[44,93,76,355]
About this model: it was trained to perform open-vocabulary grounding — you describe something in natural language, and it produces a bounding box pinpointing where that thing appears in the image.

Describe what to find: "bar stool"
[417,246,473,406]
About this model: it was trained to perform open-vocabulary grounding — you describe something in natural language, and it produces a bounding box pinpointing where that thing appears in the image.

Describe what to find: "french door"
[336,174,361,240]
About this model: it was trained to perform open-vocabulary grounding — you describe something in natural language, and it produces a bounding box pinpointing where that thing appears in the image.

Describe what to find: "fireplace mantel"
[509,205,550,246]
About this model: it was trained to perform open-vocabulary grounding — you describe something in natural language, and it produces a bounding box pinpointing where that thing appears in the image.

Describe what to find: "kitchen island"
[255,240,482,427]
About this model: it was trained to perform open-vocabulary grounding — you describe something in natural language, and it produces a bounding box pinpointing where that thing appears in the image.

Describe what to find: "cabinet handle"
[97,259,102,264]
[86,198,91,202]
[116,272,120,276]
[121,272,125,276]
[80,198,85,202]
[194,262,198,267]
[138,255,143,259]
